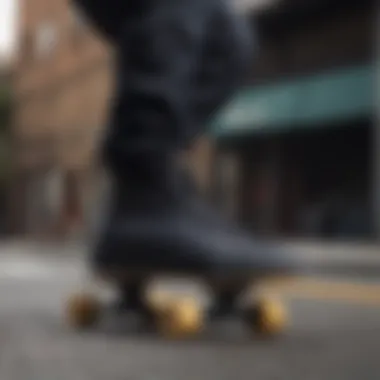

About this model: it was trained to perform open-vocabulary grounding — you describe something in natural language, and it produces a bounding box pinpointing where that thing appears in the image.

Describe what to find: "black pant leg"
[103,0,214,173]
[192,4,254,138]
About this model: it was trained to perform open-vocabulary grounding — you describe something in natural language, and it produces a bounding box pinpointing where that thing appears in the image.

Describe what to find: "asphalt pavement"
[0,243,380,380]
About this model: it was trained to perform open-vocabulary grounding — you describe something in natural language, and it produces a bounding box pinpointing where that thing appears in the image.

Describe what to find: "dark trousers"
[74,0,253,171]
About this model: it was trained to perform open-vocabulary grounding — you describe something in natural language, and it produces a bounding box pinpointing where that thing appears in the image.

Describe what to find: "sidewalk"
[0,238,380,277]
[0,239,88,258]
[279,239,380,277]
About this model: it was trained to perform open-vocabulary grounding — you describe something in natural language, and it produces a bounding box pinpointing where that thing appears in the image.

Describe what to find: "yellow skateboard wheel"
[245,297,288,337]
[154,296,204,339]
[65,292,101,329]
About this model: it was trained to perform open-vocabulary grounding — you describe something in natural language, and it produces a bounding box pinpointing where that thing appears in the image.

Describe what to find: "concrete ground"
[0,244,380,380]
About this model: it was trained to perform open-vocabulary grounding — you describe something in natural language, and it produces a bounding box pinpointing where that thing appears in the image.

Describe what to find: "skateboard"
[65,268,289,339]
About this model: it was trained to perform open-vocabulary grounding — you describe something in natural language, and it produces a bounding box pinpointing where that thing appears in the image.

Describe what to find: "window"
[35,22,58,58]
[19,33,33,63]
[70,8,88,48]
[71,7,88,30]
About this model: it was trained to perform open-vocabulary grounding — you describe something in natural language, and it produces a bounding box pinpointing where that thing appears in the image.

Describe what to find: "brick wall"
[14,0,112,171]
[11,0,113,235]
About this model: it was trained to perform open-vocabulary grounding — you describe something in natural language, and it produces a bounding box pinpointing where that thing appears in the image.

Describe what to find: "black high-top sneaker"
[91,151,300,280]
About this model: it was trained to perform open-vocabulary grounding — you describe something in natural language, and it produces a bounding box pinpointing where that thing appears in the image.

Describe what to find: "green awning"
[212,64,374,138]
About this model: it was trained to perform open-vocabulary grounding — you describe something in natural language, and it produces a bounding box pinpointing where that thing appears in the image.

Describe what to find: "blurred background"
[0,1,379,379]
[0,0,378,243]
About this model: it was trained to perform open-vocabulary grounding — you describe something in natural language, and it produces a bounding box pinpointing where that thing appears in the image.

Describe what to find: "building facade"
[11,0,113,237]
[212,0,377,241]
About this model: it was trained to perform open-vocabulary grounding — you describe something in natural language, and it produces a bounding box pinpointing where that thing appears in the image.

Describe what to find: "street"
[0,247,380,380]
